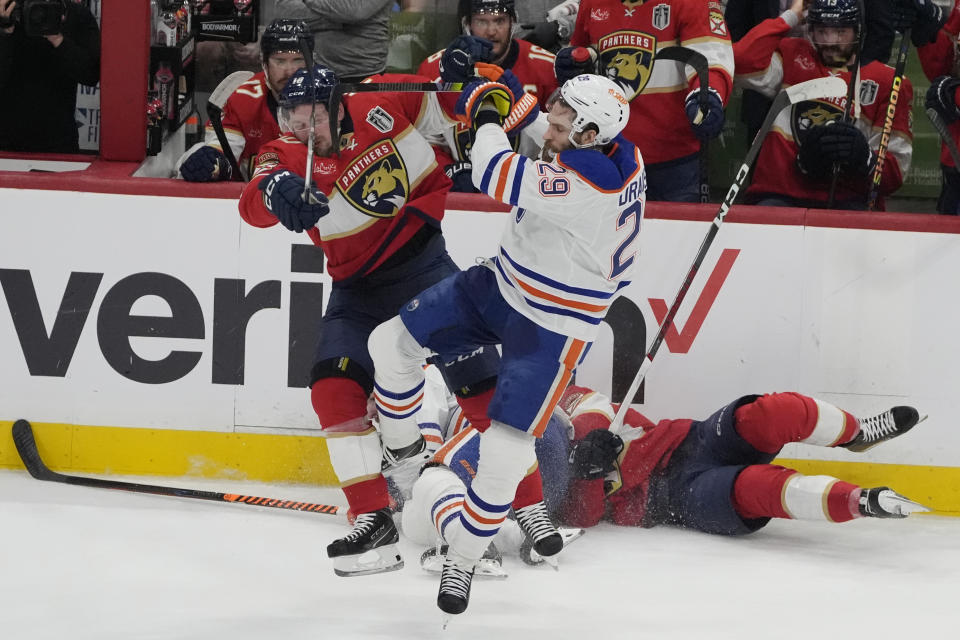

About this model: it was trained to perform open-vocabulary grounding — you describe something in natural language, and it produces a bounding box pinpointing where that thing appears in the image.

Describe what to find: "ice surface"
[1,470,956,640]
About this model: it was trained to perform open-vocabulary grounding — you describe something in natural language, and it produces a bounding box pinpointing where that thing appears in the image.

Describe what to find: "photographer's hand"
[0,0,16,35]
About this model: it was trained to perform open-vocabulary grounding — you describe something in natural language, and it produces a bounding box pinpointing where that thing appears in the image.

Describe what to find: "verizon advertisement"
[1,188,957,468]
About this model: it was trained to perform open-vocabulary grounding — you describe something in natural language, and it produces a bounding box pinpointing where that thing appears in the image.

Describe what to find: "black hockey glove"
[444,161,478,193]
[894,0,946,47]
[259,170,329,233]
[926,75,960,123]
[818,122,873,176]
[569,429,624,480]
[180,145,232,182]
[797,123,853,179]
[439,35,493,84]
[554,46,598,85]
[685,87,725,141]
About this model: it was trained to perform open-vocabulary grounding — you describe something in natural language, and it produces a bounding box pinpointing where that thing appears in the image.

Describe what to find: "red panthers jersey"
[238,75,452,281]
[212,71,282,175]
[418,38,557,161]
[558,386,691,528]
[735,15,913,208]
[572,0,735,165]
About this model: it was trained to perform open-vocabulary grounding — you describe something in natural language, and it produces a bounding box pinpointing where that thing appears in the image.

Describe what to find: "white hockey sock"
[325,426,384,487]
[799,398,852,447]
[401,465,466,548]
[782,473,858,522]
[368,316,434,450]
[445,422,536,562]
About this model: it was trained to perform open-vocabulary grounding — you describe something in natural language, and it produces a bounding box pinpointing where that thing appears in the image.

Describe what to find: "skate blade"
[527,528,585,568]
[421,553,507,579]
[332,544,404,577]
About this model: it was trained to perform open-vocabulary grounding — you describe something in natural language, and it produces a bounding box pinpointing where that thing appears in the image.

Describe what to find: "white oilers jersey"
[470,122,646,341]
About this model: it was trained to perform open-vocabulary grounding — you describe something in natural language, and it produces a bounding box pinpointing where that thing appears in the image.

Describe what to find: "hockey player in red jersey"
[177,19,310,182]
[418,1,558,190]
[557,386,929,533]
[401,383,929,567]
[734,0,913,210]
[565,0,734,202]
[238,65,500,577]
[916,0,960,213]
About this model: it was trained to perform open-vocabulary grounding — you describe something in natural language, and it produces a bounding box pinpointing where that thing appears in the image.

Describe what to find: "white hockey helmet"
[551,74,630,147]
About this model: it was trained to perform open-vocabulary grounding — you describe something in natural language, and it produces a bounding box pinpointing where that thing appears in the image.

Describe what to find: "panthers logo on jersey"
[791,99,843,142]
[597,30,657,100]
[336,140,410,218]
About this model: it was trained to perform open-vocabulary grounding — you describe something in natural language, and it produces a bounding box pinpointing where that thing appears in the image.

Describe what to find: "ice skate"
[520,527,585,566]
[859,487,932,518]
[382,435,434,500]
[515,501,563,567]
[326,507,403,577]
[843,406,922,453]
[420,541,507,579]
[437,552,476,623]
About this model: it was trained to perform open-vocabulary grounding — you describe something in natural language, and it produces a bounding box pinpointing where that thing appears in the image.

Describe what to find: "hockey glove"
[456,80,515,129]
[818,122,873,176]
[797,124,837,179]
[685,87,725,141]
[569,429,624,480]
[894,0,945,47]
[503,91,541,137]
[259,170,329,233]
[444,161,478,193]
[180,145,232,182]
[440,35,494,83]
[926,75,960,123]
[555,46,598,85]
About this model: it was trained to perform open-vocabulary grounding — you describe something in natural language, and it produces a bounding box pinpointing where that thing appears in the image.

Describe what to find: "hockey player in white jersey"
[367,73,645,619]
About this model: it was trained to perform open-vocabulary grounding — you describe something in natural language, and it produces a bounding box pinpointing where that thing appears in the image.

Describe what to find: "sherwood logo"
[0,247,738,402]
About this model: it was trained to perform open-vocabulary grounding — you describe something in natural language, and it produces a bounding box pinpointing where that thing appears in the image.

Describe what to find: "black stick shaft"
[11,420,343,517]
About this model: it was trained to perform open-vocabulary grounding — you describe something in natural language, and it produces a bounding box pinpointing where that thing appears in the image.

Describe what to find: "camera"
[10,0,66,37]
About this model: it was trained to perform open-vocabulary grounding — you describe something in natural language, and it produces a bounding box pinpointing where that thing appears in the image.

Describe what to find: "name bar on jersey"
[599,31,655,51]
[337,141,396,190]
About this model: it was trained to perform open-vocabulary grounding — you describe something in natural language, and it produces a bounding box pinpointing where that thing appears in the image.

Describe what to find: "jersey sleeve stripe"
[494,153,516,201]
[479,149,513,193]
[508,155,527,205]
[493,257,607,324]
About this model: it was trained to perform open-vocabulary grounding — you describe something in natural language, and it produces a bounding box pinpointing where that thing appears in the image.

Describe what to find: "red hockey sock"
[732,464,795,520]
[733,465,861,522]
[734,392,858,453]
[341,476,390,516]
[511,466,545,510]
[456,387,494,432]
[311,377,369,428]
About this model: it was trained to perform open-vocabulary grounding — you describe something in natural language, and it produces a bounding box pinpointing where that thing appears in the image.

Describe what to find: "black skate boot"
[859,487,931,518]
[437,554,475,620]
[326,507,403,577]
[842,406,921,453]
[382,435,434,500]
[515,501,563,566]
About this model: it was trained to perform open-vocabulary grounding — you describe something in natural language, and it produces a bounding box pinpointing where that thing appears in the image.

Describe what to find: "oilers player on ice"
[367,72,645,618]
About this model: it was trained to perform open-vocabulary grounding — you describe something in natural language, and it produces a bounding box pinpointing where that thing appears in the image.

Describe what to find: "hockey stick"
[656,47,711,203]
[827,0,866,208]
[205,70,254,182]
[297,36,320,203]
[11,420,344,517]
[609,76,847,435]
[925,107,960,170]
[867,28,911,211]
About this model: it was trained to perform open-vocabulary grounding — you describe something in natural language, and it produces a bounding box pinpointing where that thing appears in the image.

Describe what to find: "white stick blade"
[209,71,256,109]
[785,76,847,104]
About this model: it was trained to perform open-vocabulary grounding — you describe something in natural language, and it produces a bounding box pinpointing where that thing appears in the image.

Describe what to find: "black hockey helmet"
[278,64,339,109]
[807,0,861,29]
[260,19,313,60]
[458,0,517,24]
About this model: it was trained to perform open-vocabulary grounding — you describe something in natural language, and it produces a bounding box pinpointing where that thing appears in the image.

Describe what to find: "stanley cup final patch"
[652,4,670,30]
[366,106,395,133]
[858,79,879,106]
